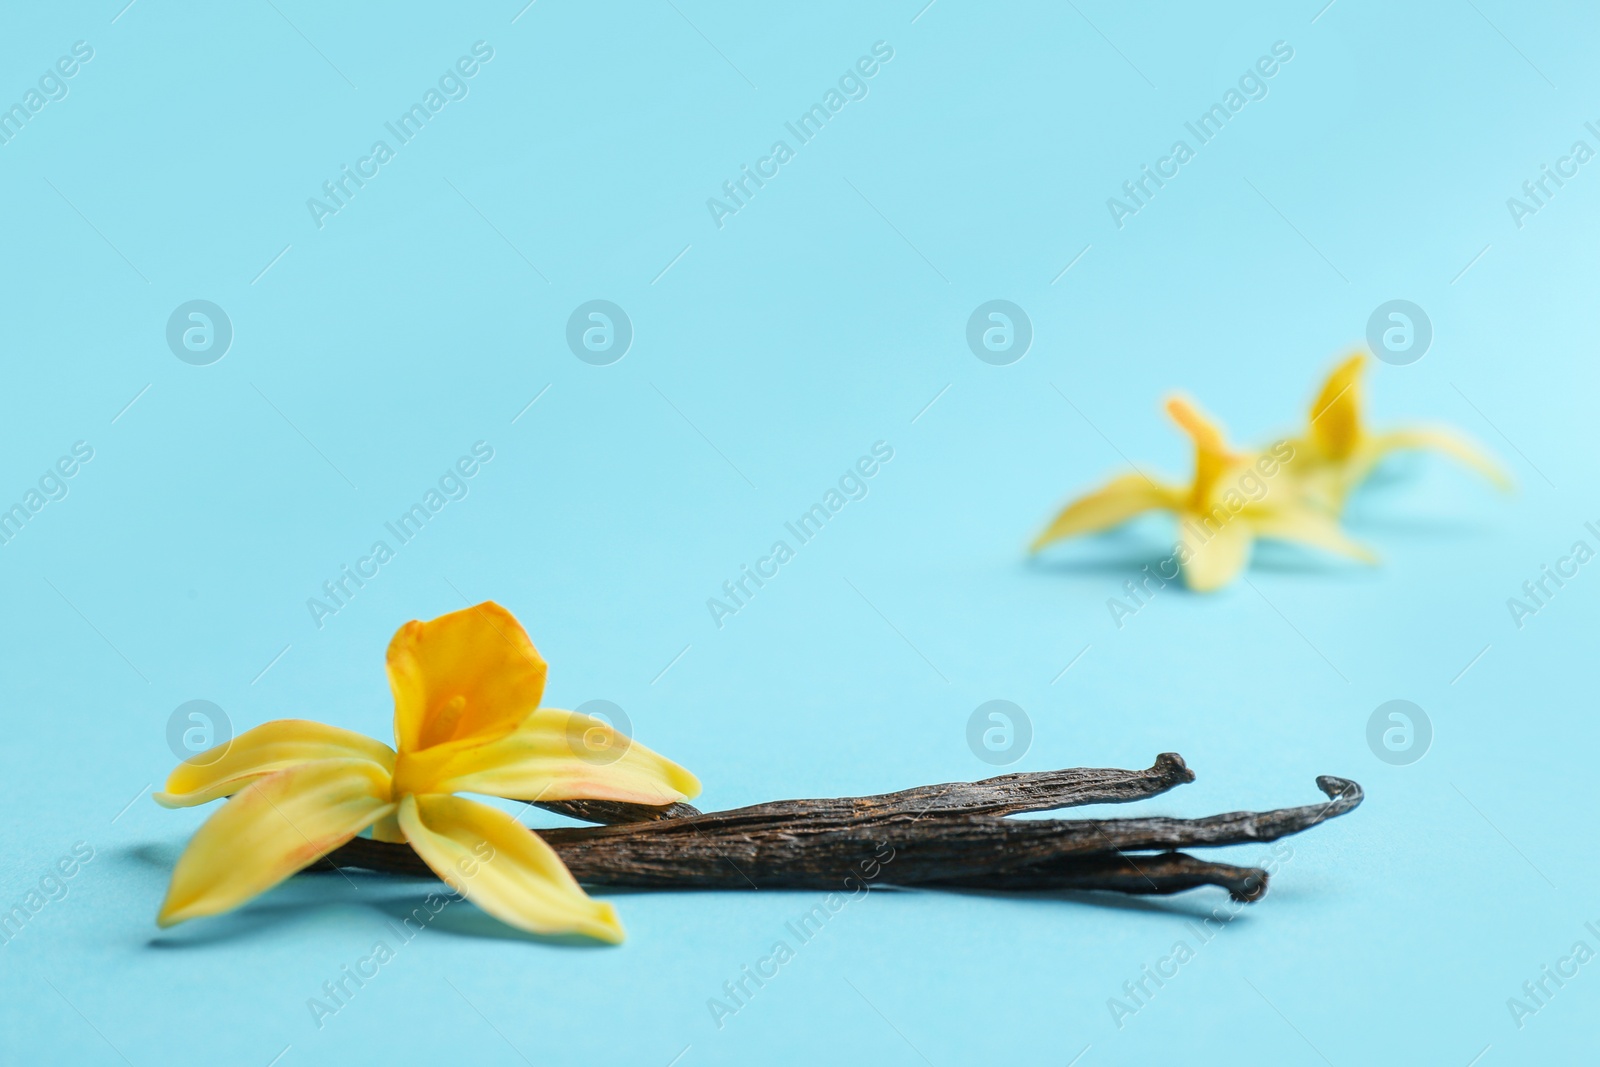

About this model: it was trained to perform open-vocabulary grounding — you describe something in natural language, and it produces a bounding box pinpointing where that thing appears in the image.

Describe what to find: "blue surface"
[1,2,1594,1064]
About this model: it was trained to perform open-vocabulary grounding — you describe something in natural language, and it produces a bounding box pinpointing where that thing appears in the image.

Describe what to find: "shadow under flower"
[1024,552,1178,579]
[1028,540,1371,588]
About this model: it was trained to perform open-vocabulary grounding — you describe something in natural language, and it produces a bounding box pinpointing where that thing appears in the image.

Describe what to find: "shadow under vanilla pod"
[154,604,1362,942]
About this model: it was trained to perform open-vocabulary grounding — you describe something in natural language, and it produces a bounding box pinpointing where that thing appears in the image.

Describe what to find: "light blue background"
[1,2,1594,1064]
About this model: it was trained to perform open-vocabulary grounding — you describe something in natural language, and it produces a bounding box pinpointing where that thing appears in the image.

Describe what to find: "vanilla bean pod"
[520,774,1359,887]
[323,756,1360,901]
[536,799,703,824]
[323,837,1272,900]
[534,751,1194,827]
[923,853,1270,902]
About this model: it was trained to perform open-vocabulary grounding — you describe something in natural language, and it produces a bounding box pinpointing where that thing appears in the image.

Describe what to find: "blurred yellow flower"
[1032,396,1372,591]
[155,602,699,943]
[1289,352,1511,513]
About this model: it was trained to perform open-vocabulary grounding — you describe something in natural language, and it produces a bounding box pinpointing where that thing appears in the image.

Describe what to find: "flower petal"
[157,760,394,928]
[1250,508,1378,563]
[404,708,701,805]
[1178,512,1253,592]
[371,811,406,843]
[1166,397,1239,506]
[397,793,624,943]
[388,601,549,754]
[1307,353,1365,460]
[1362,428,1512,491]
[1030,474,1175,552]
[154,719,396,808]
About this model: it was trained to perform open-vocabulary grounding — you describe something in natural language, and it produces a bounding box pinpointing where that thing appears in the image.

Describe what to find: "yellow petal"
[1361,428,1512,491]
[400,708,701,804]
[1165,396,1238,506]
[371,811,406,843]
[154,719,396,808]
[388,601,549,755]
[157,760,394,928]
[1178,511,1253,591]
[397,793,624,943]
[1250,508,1378,563]
[1030,473,1175,552]
[1308,353,1366,460]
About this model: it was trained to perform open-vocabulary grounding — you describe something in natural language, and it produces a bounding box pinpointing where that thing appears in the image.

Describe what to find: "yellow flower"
[1291,352,1511,512]
[155,602,699,943]
[1031,396,1373,591]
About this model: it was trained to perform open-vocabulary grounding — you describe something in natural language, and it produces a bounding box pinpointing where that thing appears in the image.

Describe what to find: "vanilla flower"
[156,602,699,942]
[1031,397,1373,591]
[1290,353,1511,512]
